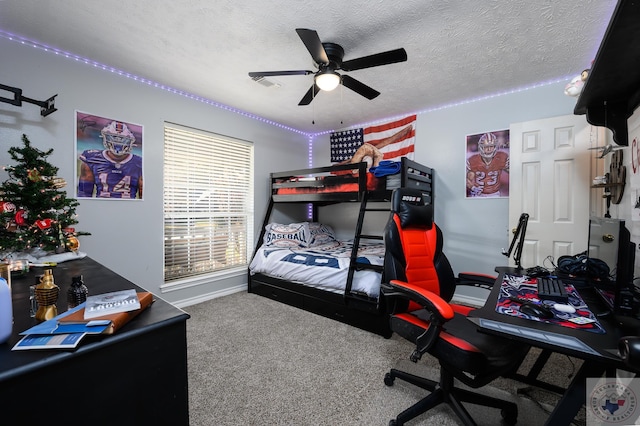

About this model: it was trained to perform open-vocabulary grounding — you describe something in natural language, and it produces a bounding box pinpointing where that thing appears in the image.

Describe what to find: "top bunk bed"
[270,156,433,204]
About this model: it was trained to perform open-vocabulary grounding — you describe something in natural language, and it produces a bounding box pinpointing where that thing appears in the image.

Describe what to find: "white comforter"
[249,240,385,298]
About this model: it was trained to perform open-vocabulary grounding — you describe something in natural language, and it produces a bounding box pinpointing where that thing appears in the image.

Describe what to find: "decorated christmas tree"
[0,134,89,254]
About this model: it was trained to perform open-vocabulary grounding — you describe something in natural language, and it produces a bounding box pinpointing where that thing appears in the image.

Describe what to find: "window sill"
[160,266,247,294]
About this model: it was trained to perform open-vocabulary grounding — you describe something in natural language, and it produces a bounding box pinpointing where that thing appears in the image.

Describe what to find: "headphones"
[557,254,610,280]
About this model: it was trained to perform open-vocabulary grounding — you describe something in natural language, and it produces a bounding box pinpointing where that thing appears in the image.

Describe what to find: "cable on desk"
[543,255,557,271]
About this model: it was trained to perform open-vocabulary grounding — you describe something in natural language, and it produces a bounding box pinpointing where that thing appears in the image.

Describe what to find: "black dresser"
[0,257,190,426]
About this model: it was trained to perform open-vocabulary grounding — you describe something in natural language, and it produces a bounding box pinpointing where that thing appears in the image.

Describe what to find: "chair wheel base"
[384,373,395,386]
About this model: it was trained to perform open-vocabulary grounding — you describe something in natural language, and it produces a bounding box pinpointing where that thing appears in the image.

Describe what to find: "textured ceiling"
[0,0,618,134]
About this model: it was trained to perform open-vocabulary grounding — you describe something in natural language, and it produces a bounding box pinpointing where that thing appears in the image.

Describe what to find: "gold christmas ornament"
[66,236,80,251]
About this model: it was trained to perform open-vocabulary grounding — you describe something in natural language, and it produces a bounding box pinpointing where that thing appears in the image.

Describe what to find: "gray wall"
[0,37,307,306]
[2,34,588,306]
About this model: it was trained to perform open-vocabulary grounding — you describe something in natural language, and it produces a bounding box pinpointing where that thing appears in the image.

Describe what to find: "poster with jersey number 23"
[465,129,509,198]
[75,111,144,200]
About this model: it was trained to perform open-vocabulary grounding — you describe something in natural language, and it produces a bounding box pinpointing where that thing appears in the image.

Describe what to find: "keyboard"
[537,277,569,302]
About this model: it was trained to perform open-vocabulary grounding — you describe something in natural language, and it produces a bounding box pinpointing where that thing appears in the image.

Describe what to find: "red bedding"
[276,173,383,195]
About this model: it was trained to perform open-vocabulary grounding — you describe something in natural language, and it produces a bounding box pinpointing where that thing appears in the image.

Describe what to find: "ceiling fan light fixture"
[315,71,340,91]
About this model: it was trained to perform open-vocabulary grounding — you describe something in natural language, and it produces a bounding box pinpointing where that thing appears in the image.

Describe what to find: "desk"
[0,257,190,426]
[468,267,634,425]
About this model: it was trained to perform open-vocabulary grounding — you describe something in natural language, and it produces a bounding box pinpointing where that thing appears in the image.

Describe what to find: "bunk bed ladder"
[345,191,387,300]
[254,197,275,257]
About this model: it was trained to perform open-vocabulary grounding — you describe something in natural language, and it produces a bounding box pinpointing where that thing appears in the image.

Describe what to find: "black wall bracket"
[0,83,57,117]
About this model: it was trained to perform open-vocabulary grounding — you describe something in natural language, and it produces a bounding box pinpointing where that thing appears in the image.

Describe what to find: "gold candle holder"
[35,269,59,322]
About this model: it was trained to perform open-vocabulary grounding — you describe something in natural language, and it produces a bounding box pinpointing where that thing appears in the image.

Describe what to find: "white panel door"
[509,115,603,269]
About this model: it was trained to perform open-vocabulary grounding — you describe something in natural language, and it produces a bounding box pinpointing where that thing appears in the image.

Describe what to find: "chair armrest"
[383,279,456,361]
[383,280,455,321]
[457,272,497,291]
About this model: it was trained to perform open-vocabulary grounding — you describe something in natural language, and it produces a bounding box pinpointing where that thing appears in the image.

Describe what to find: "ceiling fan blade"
[295,28,330,65]
[341,48,407,71]
[298,84,320,106]
[341,75,380,100]
[249,70,313,78]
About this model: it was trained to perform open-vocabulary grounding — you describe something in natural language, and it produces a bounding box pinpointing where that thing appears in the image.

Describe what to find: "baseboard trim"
[172,284,247,308]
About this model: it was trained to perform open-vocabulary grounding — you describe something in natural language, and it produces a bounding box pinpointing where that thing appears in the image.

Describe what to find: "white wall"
[0,37,307,305]
[313,82,583,278]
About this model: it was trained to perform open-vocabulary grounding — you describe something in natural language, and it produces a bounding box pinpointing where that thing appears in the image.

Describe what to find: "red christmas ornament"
[14,210,27,226]
[0,202,16,213]
[35,219,52,230]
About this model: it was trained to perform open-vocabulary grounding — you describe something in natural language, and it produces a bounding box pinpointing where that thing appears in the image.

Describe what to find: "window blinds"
[163,124,254,282]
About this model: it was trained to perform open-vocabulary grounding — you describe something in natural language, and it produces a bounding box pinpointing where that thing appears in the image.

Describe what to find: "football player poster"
[465,129,510,198]
[75,111,144,200]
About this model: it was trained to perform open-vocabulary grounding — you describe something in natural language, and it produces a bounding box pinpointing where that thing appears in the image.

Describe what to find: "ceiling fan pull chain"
[340,83,344,125]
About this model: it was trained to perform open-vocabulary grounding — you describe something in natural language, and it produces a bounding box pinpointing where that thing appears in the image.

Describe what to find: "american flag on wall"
[330,115,416,163]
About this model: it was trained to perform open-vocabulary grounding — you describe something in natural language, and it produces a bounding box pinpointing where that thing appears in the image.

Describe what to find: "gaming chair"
[381,188,530,426]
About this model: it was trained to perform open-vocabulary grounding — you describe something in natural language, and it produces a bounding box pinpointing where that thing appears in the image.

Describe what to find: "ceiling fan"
[248,28,407,106]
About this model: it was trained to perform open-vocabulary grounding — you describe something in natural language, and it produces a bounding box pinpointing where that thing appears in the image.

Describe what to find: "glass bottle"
[67,275,88,310]
[29,275,42,318]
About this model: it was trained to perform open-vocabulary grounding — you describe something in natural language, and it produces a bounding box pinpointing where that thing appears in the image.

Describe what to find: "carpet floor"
[184,291,586,425]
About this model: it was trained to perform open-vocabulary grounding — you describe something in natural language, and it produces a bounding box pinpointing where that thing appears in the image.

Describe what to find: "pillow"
[263,222,310,248]
[308,222,337,246]
[398,202,433,230]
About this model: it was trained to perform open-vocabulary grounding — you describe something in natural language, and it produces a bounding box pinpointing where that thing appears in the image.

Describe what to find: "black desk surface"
[0,256,190,381]
[467,267,638,368]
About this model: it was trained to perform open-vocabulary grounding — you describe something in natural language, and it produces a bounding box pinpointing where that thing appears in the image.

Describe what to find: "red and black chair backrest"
[383,188,456,312]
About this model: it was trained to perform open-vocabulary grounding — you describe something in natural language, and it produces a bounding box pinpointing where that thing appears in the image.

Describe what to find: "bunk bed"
[248,157,434,337]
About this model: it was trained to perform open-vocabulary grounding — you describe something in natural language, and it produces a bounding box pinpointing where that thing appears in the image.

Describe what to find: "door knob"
[602,233,615,243]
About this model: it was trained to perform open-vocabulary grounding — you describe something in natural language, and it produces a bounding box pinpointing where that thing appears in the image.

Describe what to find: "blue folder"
[20,302,110,335]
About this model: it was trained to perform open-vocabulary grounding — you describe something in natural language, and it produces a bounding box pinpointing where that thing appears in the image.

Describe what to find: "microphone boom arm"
[502,213,529,270]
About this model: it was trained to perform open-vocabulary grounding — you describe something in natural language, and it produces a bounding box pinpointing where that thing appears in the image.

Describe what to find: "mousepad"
[495,274,605,334]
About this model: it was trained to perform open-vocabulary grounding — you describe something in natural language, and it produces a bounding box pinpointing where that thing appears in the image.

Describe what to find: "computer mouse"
[520,303,554,319]
[553,303,576,314]
[526,266,550,278]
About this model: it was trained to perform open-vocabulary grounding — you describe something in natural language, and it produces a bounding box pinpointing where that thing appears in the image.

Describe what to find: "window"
[163,124,254,283]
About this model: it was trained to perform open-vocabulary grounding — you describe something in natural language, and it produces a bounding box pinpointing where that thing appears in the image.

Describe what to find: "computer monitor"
[588,217,637,315]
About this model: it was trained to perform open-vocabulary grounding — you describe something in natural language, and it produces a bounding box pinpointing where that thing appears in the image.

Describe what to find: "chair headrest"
[391,188,433,229]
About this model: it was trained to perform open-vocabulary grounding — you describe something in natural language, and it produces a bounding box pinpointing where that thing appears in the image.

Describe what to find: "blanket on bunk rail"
[275,172,384,195]
[249,240,385,298]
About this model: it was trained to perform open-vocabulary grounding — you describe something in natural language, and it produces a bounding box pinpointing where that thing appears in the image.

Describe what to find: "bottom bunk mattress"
[249,240,385,298]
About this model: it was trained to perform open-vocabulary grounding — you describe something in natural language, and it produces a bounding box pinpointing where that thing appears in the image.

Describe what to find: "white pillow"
[263,222,310,248]
[308,222,337,246]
